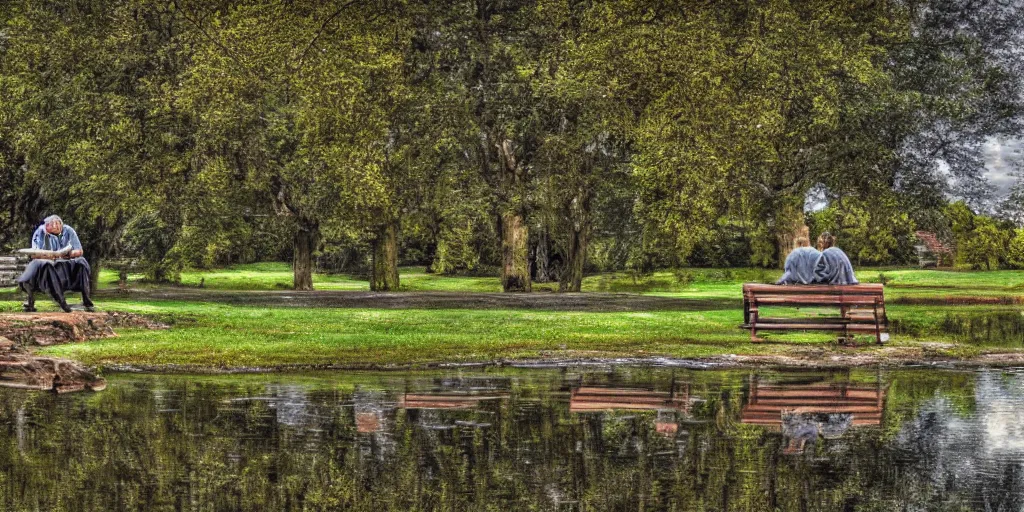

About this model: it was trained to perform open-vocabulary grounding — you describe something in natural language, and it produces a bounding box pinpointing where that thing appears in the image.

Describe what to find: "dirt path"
[96,288,738,311]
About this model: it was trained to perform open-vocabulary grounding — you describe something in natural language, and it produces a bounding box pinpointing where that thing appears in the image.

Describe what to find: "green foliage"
[808,195,918,265]
[1008,229,1024,269]
[946,202,1014,270]
[1,0,1022,280]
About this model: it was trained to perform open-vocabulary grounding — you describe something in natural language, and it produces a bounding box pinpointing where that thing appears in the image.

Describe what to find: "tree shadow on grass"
[94,288,739,312]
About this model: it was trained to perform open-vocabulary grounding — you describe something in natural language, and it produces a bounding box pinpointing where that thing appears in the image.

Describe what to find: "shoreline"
[3,307,1023,379]
[97,350,1024,375]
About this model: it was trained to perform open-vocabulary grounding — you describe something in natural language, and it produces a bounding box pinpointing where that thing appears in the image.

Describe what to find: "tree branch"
[291,0,361,72]
[172,0,246,69]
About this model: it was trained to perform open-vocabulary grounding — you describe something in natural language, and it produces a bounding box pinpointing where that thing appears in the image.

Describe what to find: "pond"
[0,366,1022,511]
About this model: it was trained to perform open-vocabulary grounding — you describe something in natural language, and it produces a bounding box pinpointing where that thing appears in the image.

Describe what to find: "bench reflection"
[743,377,887,453]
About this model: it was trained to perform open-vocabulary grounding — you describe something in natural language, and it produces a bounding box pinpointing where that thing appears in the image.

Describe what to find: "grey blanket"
[17,257,92,298]
[813,248,859,285]
[776,247,822,285]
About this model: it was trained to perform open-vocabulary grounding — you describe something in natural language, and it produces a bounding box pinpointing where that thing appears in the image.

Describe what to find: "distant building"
[914,231,953,268]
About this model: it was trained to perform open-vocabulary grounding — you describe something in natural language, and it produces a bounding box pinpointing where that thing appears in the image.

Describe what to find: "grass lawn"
[0,263,1019,369]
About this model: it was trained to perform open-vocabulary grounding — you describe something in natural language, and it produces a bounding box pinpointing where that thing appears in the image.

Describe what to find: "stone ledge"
[0,311,167,347]
[0,312,168,394]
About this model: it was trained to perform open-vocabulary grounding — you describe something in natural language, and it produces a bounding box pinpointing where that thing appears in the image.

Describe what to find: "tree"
[526,0,634,291]
[1007,229,1024,269]
[946,201,1012,269]
[598,1,899,268]
[0,0,195,283]
[420,0,550,292]
[174,0,403,290]
[808,195,917,265]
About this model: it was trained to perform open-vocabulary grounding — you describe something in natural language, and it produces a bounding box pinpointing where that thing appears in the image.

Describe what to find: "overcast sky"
[983,136,1022,200]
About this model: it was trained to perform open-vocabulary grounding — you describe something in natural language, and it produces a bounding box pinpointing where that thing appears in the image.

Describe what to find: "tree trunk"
[370,220,400,291]
[293,220,318,291]
[560,226,588,292]
[775,200,809,268]
[534,228,550,283]
[501,211,531,292]
[87,255,101,291]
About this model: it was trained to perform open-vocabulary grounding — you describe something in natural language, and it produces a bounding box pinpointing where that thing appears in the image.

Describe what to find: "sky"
[983,136,1022,200]
[804,137,1021,213]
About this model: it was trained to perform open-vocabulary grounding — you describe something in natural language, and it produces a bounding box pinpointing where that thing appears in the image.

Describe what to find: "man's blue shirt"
[31,225,83,252]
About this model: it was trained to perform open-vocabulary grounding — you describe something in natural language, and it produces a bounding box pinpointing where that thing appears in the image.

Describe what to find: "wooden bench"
[569,385,690,413]
[741,283,888,344]
[398,393,507,410]
[0,255,28,288]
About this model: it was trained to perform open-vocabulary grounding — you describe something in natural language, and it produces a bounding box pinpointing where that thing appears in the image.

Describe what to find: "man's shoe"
[21,303,36,313]
[84,306,96,313]
[59,302,73,313]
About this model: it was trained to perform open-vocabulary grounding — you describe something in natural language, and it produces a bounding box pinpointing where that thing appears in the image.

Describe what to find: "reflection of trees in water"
[882,371,1024,511]
[1,370,1024,510]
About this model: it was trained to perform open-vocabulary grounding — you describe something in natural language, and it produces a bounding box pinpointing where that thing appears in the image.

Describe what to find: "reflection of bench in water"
[398,393,507,410]
[741,379,885,430]
[569,386,689,413]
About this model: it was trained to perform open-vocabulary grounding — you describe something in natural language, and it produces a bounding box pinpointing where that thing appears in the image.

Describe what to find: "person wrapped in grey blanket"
[813,232,859,285]
[776,236,821,285]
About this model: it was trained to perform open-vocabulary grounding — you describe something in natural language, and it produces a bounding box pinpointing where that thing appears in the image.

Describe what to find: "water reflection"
[939,311,1024,345]
[0,367,1022,510]
[742,376,885,454]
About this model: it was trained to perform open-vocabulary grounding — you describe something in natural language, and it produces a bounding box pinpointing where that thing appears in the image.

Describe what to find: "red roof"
[915,231,952,254]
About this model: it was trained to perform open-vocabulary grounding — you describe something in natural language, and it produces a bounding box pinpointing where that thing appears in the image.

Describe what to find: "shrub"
[1008,229,1024,269]
[673,269,694,286]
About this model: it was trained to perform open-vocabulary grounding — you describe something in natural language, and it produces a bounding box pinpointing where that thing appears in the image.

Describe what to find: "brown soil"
[892,296,1024,306]
[0,311,167,346]
[98,288,737,311]
[0,312,167,393]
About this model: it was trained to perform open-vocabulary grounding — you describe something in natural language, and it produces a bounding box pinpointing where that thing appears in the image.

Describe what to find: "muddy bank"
[0,311,167,346]
[0,336,107,393]
[97,345,1024,374]
[0,312,167,393]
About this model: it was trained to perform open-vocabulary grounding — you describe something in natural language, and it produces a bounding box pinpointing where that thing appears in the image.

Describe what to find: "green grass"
[30,299,1022,368]
[35,298,843,367]
[5,262,1021,369]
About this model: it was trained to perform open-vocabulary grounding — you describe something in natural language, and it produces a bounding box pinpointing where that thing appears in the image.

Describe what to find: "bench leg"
[750,310,761,342]
[874,303,883,345]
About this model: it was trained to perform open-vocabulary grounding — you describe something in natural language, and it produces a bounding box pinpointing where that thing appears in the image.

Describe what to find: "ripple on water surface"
[1,367,1024,510]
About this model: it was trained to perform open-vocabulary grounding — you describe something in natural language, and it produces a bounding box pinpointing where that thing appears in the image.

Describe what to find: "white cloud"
[983,136,1022,199]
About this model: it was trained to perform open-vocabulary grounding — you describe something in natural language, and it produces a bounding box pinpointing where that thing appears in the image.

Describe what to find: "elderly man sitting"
[16,215,95,313]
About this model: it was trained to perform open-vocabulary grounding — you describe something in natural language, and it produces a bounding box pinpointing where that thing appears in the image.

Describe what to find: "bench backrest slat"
[743,284,883,295]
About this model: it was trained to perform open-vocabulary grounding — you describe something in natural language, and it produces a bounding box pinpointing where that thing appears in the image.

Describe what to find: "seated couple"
[776,232,858,286]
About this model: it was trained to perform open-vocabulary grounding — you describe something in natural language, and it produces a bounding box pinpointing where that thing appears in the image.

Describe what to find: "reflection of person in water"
[781,412,854,454]
[813,232,859,285]
[776,236,821,285]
